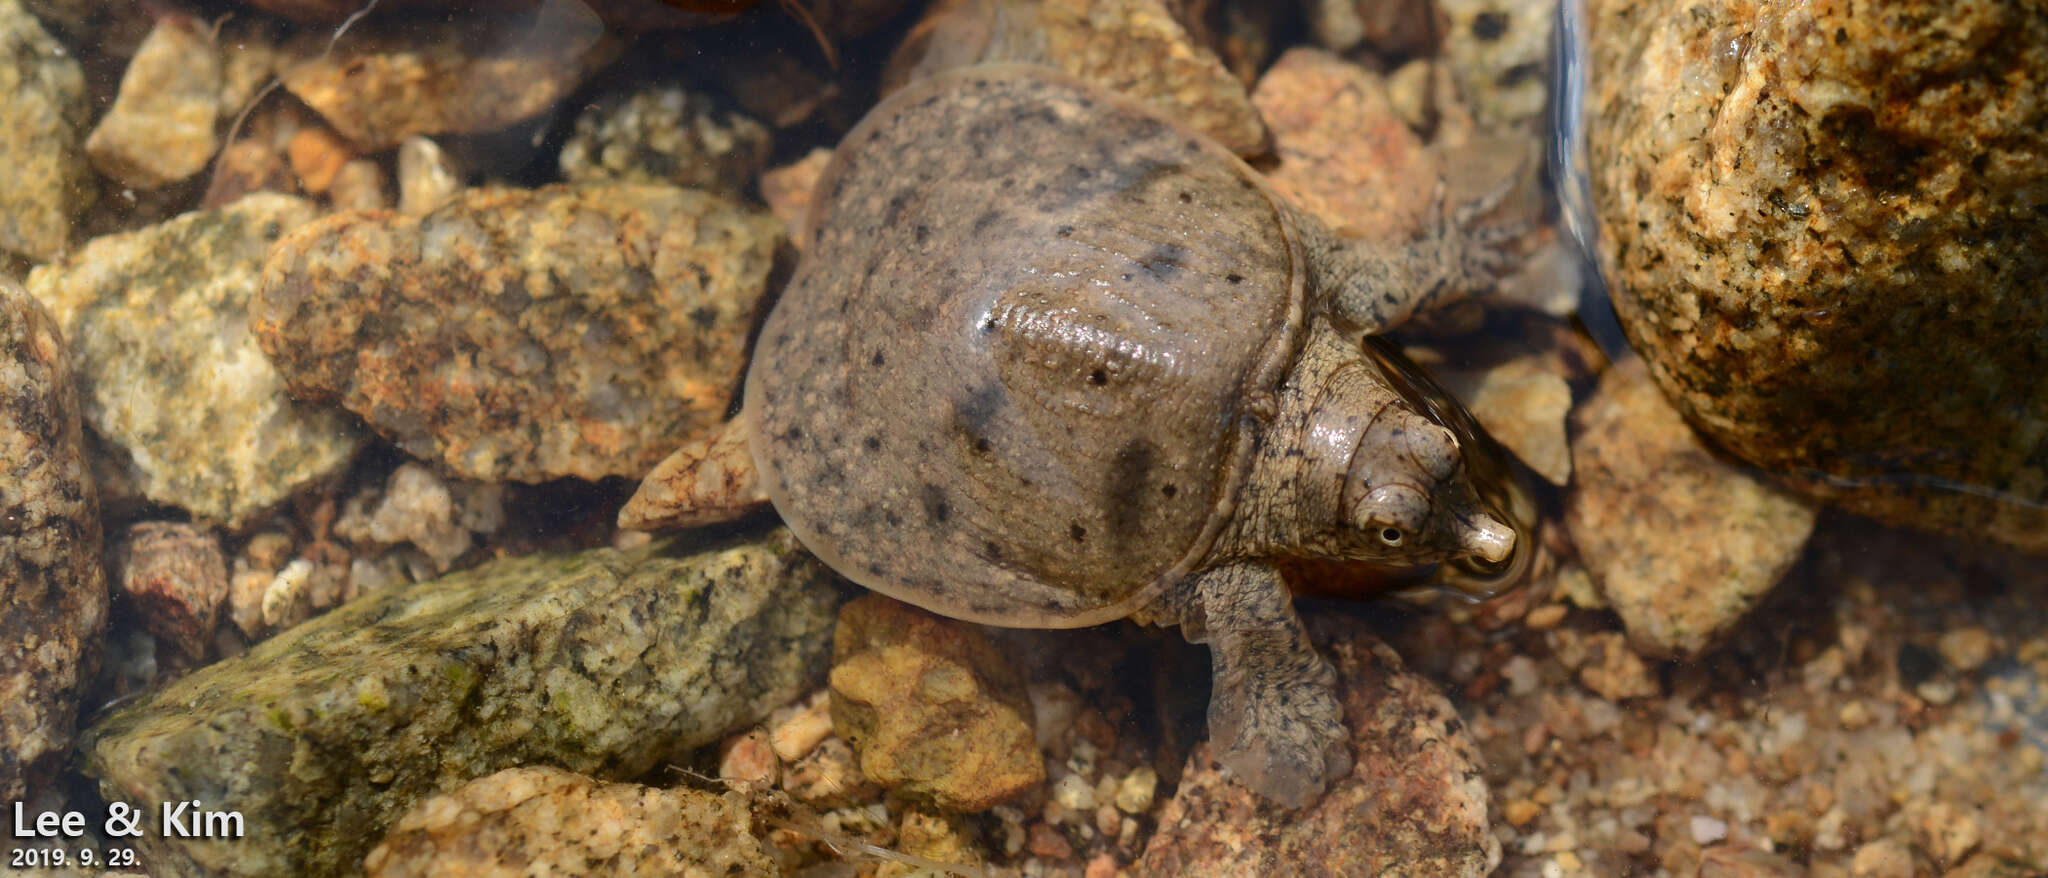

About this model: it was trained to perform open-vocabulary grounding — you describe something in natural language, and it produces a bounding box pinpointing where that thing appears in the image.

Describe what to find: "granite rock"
[559,86,772,198]
[828,594,1043,813]
[1140,620,1499,877]
[1567,358,1818,656]
[116,522,229,661]
[396,136,462,216]
[362,766,776,878]
[84,16,222,190]
[253,184,783,483]
[1444,353,1574,486]
[277,1,619,152]
[0,0,92,262]
[1251,47,1439,245]
[82,527,845,878]
[761,147,833,249]
[1586,0,2048,553]
[27,193,363,527]
[892,0,1268,155]
[1439,0,1554,135]
[334,462,505,574]
[0,276,105,803]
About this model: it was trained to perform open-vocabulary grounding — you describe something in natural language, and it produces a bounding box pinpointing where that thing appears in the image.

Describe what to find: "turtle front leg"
[1178,560,1350,808]
[1297,173,1527,335]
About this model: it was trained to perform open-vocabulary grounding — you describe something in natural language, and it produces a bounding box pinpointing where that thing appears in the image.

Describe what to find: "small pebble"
[1054,773,1098,812]
[1690,814,1729,844]
[1525,603,1569,630]
[1027,821,1073,860]
[768,691,833,761]
[117,522,228,660]
[1938,628,1998,673]
[717,727,778,788]
[396,135,460,215]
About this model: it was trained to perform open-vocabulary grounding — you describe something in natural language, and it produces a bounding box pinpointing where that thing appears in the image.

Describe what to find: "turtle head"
[1338,405,1515,567]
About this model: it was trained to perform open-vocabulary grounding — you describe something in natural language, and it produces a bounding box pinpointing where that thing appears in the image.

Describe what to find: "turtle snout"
[1457,510,1516,565]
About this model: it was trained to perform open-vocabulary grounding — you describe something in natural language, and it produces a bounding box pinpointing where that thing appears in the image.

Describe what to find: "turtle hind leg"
[618,414,770,531]
[1181,560,1350,808]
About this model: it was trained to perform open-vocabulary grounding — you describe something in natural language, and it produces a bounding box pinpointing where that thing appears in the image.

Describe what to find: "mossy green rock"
[82,527,844,878]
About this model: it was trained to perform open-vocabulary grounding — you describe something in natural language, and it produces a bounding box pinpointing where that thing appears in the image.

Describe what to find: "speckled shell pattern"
[746,64,1308,628]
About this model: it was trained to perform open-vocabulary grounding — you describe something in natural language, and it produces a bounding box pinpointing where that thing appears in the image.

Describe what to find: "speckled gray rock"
[1567,358,1819,656]
[83,16,222,190]
[82,527,845,878]
[253,184,783,483]
[0,276,105,803]
[1586,0,2048,553]
[559,86,772,197]
[0,0,93,262]
[362,766,776,878]
[1139,619,1500,877]
[26,193,363,527]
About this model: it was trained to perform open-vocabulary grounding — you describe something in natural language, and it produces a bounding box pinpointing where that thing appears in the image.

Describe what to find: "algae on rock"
[83,527,846,878]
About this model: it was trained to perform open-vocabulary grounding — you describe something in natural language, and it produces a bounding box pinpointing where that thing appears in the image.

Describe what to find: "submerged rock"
[82,527,845,878]
[892,0,1268,155]
[84,16,222,190]
[277,2,619,152]
[363,766,776,878]
[254,184,783,483]
[559,85,772,197]
[0,0,92,262]
[1140,619,1499,876]
[0,277,105,803]
[1567,358,1818,656]
[829,595,1043,812]
[1586,0,2048,553]
[115,522,229,661]
[1251,48,1438,244]
[27,193,362,527]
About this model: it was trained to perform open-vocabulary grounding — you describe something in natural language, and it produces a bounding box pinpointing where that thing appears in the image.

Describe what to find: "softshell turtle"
[624,63,1521,807]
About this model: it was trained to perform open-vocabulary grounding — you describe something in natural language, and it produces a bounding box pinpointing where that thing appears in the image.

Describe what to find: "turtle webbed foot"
[1208,647,1351,809]
[1191,561,1352,809]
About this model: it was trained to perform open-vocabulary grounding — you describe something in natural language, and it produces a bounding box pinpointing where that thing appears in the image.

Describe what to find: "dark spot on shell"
[1499,62,1540,87]
[973,210,1003,233]
[1056,225,1075,238]
[954,381,1004,438]
[1161,484,1177,498]
[1088,369,1108,385]
[1177,191,1192,204]
[1105,439,1156,543]
[688,306,718,327]
[883,510,901,527]
[974,437,991,453]
[921,484,950,524]
[1226,273,1244,284]
[871,351,885,367]
[884,191,911,226]
[1472,10,1509,40]
[914,225,929,244]
[984,541,1002,558]
[1069,523,1087,542]
[865,436,881,450]
[1140,243,1188,279]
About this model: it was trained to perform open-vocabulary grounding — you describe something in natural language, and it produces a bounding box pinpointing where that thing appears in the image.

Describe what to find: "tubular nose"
[1459,511,1516,565]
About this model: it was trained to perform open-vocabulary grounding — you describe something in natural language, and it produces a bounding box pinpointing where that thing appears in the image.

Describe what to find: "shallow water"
[2,1,2044,876]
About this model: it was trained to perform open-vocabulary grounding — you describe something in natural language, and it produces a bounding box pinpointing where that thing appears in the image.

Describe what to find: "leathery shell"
[746,64,1307,627]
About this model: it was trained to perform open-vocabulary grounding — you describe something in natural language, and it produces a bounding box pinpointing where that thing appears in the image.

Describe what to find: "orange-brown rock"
[1587,0,2048,552]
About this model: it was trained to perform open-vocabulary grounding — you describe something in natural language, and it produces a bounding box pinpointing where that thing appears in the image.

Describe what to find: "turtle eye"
[1379,527,1404,547]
